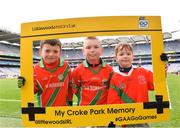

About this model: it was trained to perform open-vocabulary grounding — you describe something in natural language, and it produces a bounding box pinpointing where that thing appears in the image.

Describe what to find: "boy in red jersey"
[18,39,72,107]
[72,37,113,106]
[107,42,154,127]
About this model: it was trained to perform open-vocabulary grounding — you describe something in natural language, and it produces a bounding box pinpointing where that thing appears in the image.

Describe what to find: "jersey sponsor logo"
[46,82,64,88]
[82,85,106,91]
[80,77,108,90]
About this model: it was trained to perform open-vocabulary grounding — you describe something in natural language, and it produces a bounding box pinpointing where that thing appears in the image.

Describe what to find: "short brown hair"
[115,42,133,56]
[40,39,61,49]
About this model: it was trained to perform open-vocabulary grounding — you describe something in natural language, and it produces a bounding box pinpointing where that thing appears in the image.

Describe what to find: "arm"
[146,69,154,91]
[72,67,81,95]
[67,67,73,106]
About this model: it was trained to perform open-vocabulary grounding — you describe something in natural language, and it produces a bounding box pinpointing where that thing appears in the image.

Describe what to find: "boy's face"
[39,44,61,64]
[82,39,103,63]
[116,48,134,68]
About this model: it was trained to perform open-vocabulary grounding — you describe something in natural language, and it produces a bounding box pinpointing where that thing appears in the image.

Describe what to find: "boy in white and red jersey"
[72,37,113,106]
[107,42,154,127]
[18,39,72,107]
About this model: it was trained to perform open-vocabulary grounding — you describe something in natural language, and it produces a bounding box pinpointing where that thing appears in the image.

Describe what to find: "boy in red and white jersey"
[18,39,72,107]
[107,42,154,127]
[72,37,113,106]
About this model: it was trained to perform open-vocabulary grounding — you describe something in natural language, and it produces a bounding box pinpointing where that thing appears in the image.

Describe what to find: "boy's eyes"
[94,46,100,48]
[85,46,91,49]
[118,52,131,56]
[45,49,50,53]
[85,45,99,49]
[53,50,58,53]
[44,49,58,53]
[119,53,125,56]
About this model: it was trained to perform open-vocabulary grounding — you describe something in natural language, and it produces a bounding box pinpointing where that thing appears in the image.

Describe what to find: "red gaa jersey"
[34,59,72,107]
[72,59,113,106]
[107,67,154,104]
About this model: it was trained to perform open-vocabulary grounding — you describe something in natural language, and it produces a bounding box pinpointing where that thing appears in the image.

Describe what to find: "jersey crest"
[58,74,64,81]
[119,83,125,89]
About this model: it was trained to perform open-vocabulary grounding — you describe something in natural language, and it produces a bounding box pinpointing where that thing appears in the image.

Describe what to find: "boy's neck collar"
[39,58,64,68]
[86,58,102,67]
[44,59,59,69]
[119,65,132,73]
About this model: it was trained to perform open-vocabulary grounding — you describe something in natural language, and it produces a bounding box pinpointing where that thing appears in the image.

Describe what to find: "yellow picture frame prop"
[20,16,169,127]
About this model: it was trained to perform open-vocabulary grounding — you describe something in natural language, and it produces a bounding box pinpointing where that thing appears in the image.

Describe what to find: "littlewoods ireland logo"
[32,24,76,31]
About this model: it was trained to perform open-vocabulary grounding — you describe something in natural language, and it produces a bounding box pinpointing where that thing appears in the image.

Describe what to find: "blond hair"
[84,36,101,46]
[115,42,133,56]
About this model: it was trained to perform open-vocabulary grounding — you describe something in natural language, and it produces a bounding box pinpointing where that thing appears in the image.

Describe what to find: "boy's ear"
[39,49,42,56]
[101,47,104,54]
[82,48,85,56]
[115,56,118,62]
[132,54,135,60]
[59,48,62,55]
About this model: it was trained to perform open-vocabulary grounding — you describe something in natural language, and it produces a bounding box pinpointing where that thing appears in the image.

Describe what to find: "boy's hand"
[17,76,26,88]
[160,53,169,76]
[68,101,73,106]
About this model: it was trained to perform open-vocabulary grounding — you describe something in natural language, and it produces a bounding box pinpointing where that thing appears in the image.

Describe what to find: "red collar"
[43,60,59,69]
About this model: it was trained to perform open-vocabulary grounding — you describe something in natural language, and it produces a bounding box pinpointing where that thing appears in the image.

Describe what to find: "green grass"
[0,78,21,118]
[0,78,22,127]
[0,74,180,127]
[0,117,21,127]
[0,79,20,100]
[150,74,180,127]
